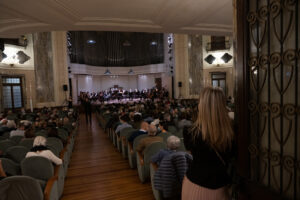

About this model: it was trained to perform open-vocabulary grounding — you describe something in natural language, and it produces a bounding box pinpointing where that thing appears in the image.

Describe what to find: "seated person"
[151,135,181,166]
[10,122,26,137]
[177,113,192,130]
[128,121,149,143]
[158,120,168,134]
[25,136,62,165]
[115,114,132,136]
[136,125,163,155]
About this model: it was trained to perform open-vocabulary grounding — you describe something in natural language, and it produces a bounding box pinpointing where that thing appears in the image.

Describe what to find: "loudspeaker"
[63,84,68,91]
[178,82,182,87]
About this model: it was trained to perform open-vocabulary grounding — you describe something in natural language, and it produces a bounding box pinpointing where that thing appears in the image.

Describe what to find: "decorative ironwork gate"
[246,0,299,199]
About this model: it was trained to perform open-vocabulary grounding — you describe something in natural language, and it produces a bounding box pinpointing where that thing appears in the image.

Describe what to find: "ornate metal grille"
[247,0,299,199]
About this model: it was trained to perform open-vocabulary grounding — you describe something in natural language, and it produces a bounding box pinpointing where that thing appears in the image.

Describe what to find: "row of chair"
[0,123,78,200]
[96,110,187,200]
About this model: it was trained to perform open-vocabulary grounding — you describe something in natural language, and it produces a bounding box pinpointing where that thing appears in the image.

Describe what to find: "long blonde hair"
[192,87,233,152]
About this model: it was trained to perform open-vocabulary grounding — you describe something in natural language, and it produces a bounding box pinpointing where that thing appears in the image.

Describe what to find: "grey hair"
[33,136,47,147]
[148,124,157,136]
[167,136,181,150]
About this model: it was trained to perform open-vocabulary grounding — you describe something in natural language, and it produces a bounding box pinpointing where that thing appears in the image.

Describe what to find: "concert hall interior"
[0,0,299,200]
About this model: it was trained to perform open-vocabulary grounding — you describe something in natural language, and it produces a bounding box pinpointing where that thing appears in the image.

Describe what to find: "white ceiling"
[0,0,233,38]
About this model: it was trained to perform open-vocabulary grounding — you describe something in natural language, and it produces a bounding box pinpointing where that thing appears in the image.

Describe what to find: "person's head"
[133,113,142,122]
[158,120,168,132]
[167,136,181,150]
[18,122,26,130]
[140,121,149,131]
[6,120,16,129]
[33,136,47,147]
[48,127,58,137]
[194,87,233,152]
[148,124,157,136]
[120,114,130,123]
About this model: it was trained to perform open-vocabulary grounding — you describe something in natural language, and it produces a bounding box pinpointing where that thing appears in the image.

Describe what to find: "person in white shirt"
[25,136,62,165]
[10,122,26,137]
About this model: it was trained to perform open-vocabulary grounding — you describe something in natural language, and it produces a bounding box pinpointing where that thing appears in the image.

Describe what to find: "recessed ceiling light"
[151,41,157,46]
[87,39,96,44]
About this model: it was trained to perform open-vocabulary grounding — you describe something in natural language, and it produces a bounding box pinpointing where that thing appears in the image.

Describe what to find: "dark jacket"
[154,151,192,198]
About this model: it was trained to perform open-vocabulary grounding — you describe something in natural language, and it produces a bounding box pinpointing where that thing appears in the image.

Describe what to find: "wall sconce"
[17,51,30,64]
[221,53,232,63]
[204,54,216,64]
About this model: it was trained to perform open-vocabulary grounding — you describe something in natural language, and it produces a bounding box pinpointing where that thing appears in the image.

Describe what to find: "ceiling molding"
[0,23,50,33]
[0,0,233,36]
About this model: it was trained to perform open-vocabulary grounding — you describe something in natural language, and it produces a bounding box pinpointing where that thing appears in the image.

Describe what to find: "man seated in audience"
[115,114,132,136]
[136,124,162,155]
[26,136,62,165]
[151,135,181,166]
[10,122,26,137]
[128,121,149,143]
[177,112,192,130]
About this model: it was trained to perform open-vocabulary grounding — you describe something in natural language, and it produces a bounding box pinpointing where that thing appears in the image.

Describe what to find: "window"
[2,77,23,109]
[211,72,226,95]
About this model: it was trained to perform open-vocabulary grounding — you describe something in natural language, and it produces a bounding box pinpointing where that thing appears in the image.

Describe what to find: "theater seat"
[5,146,29,163]
[128,134,147,169]
[137,142,166,183]
[0,140,16,154]
[19,138,34,150]
[150,163,163,200]
[0,176,44,200]
[157,132,173,143]
[10,136,24,144]
[120,128,136,159]
[21,157,59,200]
[0,158,21,176]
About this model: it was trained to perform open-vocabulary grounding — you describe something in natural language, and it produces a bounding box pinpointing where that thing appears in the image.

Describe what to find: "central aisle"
[62,114,155,200]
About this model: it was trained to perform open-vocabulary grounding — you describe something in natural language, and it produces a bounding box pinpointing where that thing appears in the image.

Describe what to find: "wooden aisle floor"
[61,114,155,200]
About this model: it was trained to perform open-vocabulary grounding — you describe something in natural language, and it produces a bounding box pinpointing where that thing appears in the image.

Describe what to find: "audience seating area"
[0,108,78,200]
[96,100,195,200]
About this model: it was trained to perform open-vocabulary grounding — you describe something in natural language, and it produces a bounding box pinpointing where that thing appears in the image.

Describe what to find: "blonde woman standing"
[182,87,234,200]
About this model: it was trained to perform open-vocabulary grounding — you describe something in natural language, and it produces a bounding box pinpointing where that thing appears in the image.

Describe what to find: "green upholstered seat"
[21,157,54,181]
[157,132,173,143]
[21,157,59,200]
[10,136,24,144]
[19,138,34,150]
[120,128,136,159]
[1,132,10,139]
[0,176,44,200]
[35,130,48,137]
[173,129,183,139]
[150,163,164,200]
[167,125,177,134]
[0,158,21,176]
[47,137,64,154]
[128,134,147,169]
[0,140,16,154]
[5,146,29,163]
[137,142,166,183]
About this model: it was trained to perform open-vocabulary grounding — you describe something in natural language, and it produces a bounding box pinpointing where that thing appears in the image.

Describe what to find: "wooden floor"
[61,114,155,200]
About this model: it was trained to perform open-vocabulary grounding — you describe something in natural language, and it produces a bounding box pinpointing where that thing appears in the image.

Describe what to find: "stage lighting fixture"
[221,53,233,63]
[17,51,30,64]
[104,69,112,75]
[128,69,134,75]
[204,54,216,64]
